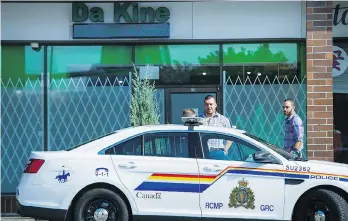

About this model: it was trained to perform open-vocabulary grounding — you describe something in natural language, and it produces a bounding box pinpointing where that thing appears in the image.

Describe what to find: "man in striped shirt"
[283,99,304,159]
[199,95,232,160]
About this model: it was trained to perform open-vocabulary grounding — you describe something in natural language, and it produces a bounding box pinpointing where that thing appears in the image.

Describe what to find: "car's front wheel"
[74,188,129,221]
[293,189,348,221]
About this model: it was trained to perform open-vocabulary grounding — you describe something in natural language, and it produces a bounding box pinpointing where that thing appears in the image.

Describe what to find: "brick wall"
[306,1,334,161]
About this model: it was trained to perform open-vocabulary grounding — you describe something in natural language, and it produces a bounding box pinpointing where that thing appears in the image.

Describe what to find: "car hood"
[307,160,348,169]
[291,160,348,176]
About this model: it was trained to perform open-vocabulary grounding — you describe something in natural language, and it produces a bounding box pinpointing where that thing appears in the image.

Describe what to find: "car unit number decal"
[286,165,311,172]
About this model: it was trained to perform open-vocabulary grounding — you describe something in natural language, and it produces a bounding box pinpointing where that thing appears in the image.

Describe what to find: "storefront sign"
[73,23,169,39]
[334,4,348,26]
[72,2,170,23]
[72,2,170,39]
[333,46,348,78]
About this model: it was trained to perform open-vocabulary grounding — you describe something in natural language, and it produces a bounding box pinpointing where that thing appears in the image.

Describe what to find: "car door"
[196,132,285,220]
[108,131,201,218]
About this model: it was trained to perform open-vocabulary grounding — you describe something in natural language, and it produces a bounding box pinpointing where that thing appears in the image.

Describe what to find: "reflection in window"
[135,44,220,85]
[223,43,304,85]
[1,45,44,86]
[47,46,133,88]
[224,64,280,85]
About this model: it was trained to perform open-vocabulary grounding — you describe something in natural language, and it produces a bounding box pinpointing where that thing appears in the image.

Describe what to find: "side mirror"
[253,151,277,164]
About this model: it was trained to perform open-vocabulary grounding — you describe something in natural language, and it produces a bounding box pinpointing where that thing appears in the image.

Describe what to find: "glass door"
[166,87,220,124]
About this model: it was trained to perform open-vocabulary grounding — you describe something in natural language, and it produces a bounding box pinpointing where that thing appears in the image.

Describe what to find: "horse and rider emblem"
[55,168,71,183]
[228,178,255,209]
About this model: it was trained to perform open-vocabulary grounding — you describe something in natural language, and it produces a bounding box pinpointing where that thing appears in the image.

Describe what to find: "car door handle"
[203,166,222,172]
[118,162,137,169]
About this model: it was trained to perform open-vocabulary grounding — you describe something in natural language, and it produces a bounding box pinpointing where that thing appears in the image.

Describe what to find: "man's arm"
[292,116,304,151]
[223,117,232,154]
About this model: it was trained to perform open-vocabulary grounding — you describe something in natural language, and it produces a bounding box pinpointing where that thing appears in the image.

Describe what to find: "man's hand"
[290,148,302,160]
[223,149,228,155]
[224,140,232,154]
[293,141,302,150]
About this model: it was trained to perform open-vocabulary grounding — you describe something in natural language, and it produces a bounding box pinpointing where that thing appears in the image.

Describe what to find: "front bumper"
[16,200,67,221]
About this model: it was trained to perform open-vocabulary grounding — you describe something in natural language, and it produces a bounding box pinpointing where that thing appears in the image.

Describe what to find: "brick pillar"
[306,1,334,161]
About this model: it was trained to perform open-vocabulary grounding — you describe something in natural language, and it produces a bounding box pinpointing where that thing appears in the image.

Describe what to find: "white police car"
[16,117,348,221]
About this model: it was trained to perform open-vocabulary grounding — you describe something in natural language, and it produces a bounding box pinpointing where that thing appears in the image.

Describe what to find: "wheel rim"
[306,200,331,221]
[83,198,118,221]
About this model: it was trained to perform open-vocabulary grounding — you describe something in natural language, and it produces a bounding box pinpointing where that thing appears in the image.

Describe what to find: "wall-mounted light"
[202,72,207,75]
[30,42,41,52]
[257,73,262,76]
[247,72,251,75]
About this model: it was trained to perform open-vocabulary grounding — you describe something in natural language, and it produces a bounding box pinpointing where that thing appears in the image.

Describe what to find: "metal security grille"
[223,72,307,156]
[1,75,166,194]
[1,73,304,194]
[48,76,132,151]
[1,79,44,193]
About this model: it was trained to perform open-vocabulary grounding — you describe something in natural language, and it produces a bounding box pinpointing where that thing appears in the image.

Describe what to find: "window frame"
[103,131,200,159]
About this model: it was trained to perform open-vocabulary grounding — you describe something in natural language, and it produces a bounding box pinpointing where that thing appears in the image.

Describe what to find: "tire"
[74,188,129,221]
[293,189,348,221]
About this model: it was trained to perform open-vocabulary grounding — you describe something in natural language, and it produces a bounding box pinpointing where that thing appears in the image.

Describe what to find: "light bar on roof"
[181,117,205,126]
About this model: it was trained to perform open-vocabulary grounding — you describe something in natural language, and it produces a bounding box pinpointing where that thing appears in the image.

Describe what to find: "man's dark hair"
[204,95,216,101]
[284,98,295,107]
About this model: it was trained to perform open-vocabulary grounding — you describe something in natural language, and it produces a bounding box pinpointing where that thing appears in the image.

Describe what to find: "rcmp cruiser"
[16,117,348,221]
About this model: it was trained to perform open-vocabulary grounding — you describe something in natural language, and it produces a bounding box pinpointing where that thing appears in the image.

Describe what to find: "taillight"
[24,159,45,173]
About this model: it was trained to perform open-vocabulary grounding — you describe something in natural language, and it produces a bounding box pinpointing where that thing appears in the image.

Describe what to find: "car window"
[243,132,301,161]
[200,133,260,162]
[105,136,142,155]
[144,132,189,158]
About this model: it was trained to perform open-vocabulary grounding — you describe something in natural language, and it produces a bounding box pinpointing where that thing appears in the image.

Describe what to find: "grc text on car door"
[196,132,285,220]
[107,131,201,218]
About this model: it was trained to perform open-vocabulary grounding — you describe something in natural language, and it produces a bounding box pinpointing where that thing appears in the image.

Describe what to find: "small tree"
[130,64,160,127]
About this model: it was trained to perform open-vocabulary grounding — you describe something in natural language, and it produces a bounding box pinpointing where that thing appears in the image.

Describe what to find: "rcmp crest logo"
[228,178,255,209]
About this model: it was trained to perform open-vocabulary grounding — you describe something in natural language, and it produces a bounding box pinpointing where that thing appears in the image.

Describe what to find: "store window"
[1,45,44,84]
[135,44,220,85]
[47,46,133,152]
[332,42,348,164]
[48,46,132,86]
[1,45,44,193]
[223,43,306,85]
[222,42,307,155]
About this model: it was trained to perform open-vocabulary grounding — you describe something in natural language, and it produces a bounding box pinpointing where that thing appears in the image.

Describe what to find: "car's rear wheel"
[293,189,348,221]
[74,188,129,221]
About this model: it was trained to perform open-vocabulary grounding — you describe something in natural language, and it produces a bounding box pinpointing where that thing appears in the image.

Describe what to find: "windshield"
[243,132,306,161]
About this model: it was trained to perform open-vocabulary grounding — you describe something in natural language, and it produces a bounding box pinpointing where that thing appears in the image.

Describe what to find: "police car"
[16,117,348,221]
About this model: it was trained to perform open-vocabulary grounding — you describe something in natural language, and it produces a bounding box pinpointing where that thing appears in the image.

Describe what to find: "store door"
[166,88,220,124]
